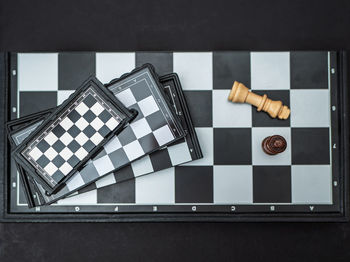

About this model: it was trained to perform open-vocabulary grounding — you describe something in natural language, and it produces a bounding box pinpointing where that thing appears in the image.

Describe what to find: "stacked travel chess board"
[8,71,200,207]
[13,77,133,194]
[1,51,348,222]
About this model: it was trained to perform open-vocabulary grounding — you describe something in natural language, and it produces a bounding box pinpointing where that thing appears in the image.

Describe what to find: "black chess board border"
[0,51,349,222]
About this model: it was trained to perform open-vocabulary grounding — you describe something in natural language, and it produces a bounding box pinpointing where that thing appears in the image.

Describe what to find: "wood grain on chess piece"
[228,81,290,119]
[262,135,287,155]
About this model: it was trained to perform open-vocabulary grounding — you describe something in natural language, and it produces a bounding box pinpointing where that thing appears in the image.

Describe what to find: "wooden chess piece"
[262,135,287,155]
[228,81,290,119]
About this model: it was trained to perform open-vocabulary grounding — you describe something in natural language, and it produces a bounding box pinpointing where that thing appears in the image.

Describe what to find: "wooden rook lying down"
[228,81,290,120]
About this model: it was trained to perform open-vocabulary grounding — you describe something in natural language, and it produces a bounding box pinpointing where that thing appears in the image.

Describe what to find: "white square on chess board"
[66,173,85,191]
[96,52,135,84]
[173,52,213,90]
[115,88,137,108]
[18,53,58,91]
[292,165,332,204]
[251,52,290,90]
[167,140,192,166]
[95,173,116,189]
[252,127,291,165]
[213,166,253,204]
[213,90,252,127]
[131,155,154,177]
[92,155,115,176]
[290,89,330,127]
[56,190,97,205]
[135,168,175,204]
[103,136,122,154]
[57,90,74,105]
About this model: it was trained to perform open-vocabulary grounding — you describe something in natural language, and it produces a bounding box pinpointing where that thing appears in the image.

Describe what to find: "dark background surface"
[1,0,350,261]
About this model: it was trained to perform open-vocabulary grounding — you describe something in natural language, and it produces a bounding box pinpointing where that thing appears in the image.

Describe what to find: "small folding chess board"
[13,77,132,194]
[1,51,348,222]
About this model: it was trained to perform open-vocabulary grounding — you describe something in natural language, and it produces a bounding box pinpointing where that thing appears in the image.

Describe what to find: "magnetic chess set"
[0,51,348,222]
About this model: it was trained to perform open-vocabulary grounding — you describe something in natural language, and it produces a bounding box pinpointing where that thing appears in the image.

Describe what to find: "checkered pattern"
[103,87,174,159]
[23,89,121,186]
[11,71,199,206]
[13,59,186,204]
[171,51,334,207]
[11,51,340,215]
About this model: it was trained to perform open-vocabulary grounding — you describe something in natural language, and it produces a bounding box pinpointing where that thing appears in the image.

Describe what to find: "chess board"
[1,51,348,222]
[13,77,132,194]
[7,73,202,207]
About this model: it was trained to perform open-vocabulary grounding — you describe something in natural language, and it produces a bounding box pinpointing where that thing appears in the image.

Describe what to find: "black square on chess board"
[136,52,173,76]
[252,90,290,127]
[213,51,251,90]
[97,179,135,203]
[292,128,330,165]
[20,91,57,117]
[175,166,213,203]
[13,76,132,194]
[253,166,292,203]
[58,52,96,90]
[183,91,212,127]
[214,128,252,165]
[290,51,328,90]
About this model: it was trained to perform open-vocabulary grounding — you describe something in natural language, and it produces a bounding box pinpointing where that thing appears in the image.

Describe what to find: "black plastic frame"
[0,51,348,222]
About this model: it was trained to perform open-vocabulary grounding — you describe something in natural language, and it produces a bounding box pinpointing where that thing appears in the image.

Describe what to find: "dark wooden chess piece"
[262,135,287,155]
